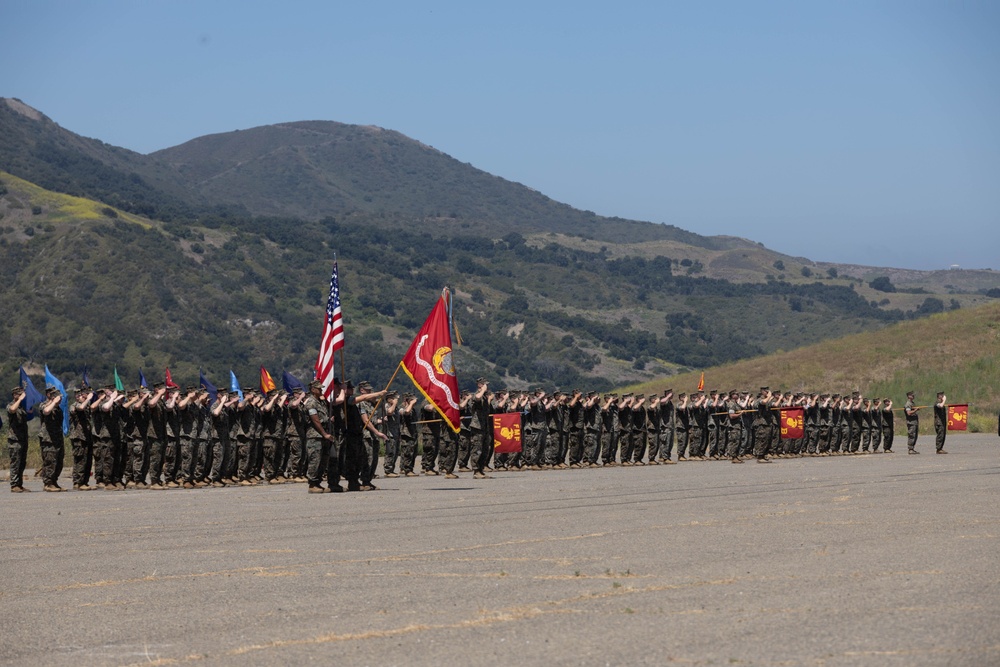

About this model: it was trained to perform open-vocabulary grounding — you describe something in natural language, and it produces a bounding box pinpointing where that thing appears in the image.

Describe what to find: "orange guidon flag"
[947,404,968,431]
[400,293,461,433]
[260,366,277,394]
[697,372,705,392]
[779,406,805,440]
[493,413,523,453]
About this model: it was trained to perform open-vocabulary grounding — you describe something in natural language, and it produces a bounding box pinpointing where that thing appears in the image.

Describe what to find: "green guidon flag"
[114,367,125,391]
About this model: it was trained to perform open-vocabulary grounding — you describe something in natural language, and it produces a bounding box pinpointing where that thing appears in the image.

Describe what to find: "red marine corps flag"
[947,404,968,431]
[779,406,805,440]
[400,289,462,433]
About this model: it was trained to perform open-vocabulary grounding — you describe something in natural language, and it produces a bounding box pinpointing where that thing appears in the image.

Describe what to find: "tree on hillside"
[870,276,896,293]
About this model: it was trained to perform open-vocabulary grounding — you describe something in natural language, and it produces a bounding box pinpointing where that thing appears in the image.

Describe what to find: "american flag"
[315,261,345,398]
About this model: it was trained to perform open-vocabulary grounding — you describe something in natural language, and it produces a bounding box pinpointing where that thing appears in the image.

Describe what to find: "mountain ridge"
[2,97,999,398]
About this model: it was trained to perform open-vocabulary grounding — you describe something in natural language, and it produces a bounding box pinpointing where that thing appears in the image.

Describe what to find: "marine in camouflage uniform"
[904,391,920,453]
[582,392,601,466]
[303,380,334,493]
[934,392,948,454]
[39,388,67,490]
[162,386,183,486]
[209,391,234,486]
[724,390,743,463]
[600,394,619,465]
[658,390,676,463]
[260,389,285,483]
[870,399,883,452]
[90,388,116,488]
[175,387,199,487]
[881,398,895,452]
[456,390,473,470]
[617,395,634,464]
[418,402,442,474]
[380,392,402,478]
[705,391,721,458]
[398,393,419,476]
[467,379,493,478]
[567,390,586,467]
[751,388,773,463]
[7,387,31,492]
[630,395,648,464]
[286,388,309,480]
[69,386,95,490]
[674,394,690,461]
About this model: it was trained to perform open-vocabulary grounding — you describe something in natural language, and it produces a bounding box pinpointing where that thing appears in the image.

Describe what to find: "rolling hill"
[2,96,1000,401]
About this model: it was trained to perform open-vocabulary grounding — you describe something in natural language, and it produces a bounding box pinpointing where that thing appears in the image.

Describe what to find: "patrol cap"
[45,386,59,396]
[906,390,914,397]
[153,382,165,389]
[587,391,597,397]
[760,386,770,392]
[359,380,372,390]
[186,385,200,393]
[386,391,399,399]
[402,392,414,400]
[710,389,718,395]
[308,380,323,390]
[678,392,687,399]
[476,377,488,384]
[345,380,354,389]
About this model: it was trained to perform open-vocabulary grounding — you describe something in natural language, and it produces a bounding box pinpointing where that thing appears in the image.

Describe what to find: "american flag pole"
[315,256,345,399]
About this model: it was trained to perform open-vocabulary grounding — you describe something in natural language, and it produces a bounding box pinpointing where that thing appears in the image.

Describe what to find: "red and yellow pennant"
[493,413,522,453]
[947,404,968,431]
[260,366,277,394]
[779,406,805,440]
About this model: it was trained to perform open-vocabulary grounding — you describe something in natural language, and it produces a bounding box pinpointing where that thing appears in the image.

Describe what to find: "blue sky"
[3,1,998,270]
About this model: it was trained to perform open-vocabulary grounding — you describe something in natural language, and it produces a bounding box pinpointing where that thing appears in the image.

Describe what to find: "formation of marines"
[5,379,953,494]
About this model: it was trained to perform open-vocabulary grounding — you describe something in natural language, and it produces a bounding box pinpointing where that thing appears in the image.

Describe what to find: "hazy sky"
[3,1,998,270]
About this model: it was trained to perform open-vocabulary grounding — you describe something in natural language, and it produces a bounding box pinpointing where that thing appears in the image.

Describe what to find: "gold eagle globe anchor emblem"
[431,346,455,377]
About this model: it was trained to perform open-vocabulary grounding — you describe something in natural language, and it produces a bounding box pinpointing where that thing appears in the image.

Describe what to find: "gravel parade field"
[2,433,998,667]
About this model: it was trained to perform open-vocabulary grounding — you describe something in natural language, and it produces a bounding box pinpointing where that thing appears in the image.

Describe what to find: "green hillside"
[631,301,1000,432]
[2,96,1000,402]
[6,170,983,396]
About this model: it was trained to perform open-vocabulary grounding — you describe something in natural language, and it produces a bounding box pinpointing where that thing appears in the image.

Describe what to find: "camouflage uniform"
[6,399,30,490]
[69,397,94,487]
[39,401,65,488]
[303,393,330,488]
[905,397,919,452]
